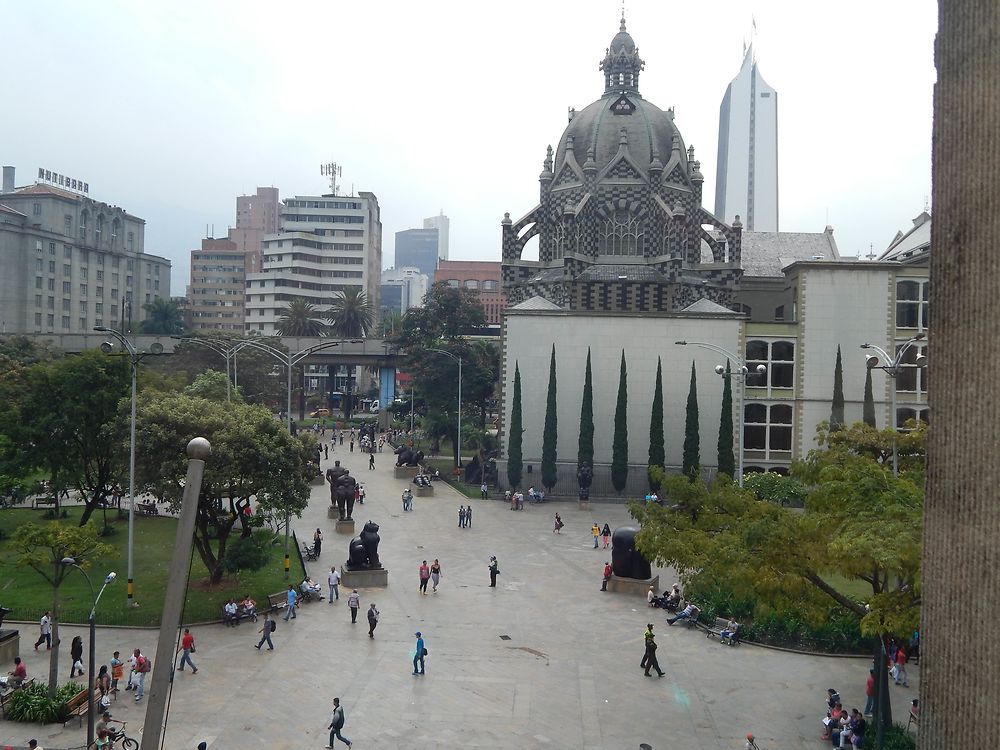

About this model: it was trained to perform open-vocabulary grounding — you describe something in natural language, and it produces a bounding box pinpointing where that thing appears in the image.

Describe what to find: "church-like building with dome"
[502,17,743,312]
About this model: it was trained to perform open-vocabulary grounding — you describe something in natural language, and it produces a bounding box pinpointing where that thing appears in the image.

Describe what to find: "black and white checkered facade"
[502,17,742,313]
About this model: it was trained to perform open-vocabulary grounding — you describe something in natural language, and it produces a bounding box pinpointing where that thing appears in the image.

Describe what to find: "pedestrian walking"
[553,513,564,533]
[459,505,467,528]
[325,697,352,748]
[419,560,430,594]
[339,433,344,445]
[367,603,379,638]
[412,632,426,675]
[643,633,665,677]
[34,612,51,651]
[601,523,611,549]
[282,584,298,620]
[430,559,442,592]
[488,555,499,587]
[591,522,601,548]
[894,645,909,686]
[175,628,198,674]
[601,561,612,591]
[70,635,84,677]
[324,444,329,460]
[480,482,488,500]
[313,528,323,557]
[255,613,275,650]
[864,668,875,716]
[465,505,472,527]
[369,453,375,470]
[348,590,360,623]
[350,439,354,452]
[328,566,341,603]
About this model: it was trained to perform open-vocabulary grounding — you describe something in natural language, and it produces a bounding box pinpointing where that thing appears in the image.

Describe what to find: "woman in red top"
[176,628,198,674]
[419,561,431,595]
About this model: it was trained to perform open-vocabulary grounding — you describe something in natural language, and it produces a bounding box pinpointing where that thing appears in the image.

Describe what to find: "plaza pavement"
[1,444,919,749]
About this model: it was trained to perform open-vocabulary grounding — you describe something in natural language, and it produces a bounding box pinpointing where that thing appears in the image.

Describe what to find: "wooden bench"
[33,497,57,509]
[221,603,255,626]
[266,592,289,611]
[62,687,90,727]
[0,678,34,718]
[136,501,158,516]
[702,616,742,646]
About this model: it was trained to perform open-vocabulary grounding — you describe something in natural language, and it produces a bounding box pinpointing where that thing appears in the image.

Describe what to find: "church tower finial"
[599,14,645,94]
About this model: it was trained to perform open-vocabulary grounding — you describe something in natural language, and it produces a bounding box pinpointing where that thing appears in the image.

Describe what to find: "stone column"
[922,3,1000,747]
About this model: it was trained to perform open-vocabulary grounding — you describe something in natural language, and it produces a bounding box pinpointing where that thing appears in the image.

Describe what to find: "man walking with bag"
[255,613,275,650]
[33,612,51,651]
[325,697,352,748]
[367,602,379,638]
[175,628,198,674]
[412,632,426,675]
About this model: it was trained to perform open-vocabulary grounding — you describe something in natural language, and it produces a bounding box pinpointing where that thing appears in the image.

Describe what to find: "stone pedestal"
[335,518,356,535]
[415,485,434,497]
[607,574,659,596]
[340,566,388,588]
[578,500,591,511]
[327,506,340,520]
[394,465,419,479]
[0,630,20,668]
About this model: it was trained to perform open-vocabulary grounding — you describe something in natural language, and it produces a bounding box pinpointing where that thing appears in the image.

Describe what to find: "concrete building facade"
[715,46,779,232]
[186,237,248,331]
[394,228,439,277]
[380,266,429,315]
[435,260,505,325]
[0,166,170,335]
[244,192,382,334]
[229,186,280,274]
[423,212,450,261]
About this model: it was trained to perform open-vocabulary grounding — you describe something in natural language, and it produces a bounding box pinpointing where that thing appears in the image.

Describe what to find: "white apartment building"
[0,165,171,335]
[244,192,382,334]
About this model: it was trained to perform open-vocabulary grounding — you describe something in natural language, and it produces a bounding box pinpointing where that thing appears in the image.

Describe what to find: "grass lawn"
[0,507,305,627]
[825,573,874,603]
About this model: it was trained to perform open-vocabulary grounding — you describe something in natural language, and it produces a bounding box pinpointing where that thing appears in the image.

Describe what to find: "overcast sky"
[2,0,937,292]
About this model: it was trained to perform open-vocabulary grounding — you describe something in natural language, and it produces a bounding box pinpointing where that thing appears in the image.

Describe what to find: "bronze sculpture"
[611,526,652,579]
[346,521,382,570]
[394,445,424,467]
[326,461,358,521]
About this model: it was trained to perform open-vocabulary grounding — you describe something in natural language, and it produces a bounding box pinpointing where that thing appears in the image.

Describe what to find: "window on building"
[154,279,159,291]
[145,294,151,303]
[79,302,87,314]
[446,279,460,288]
[80,284,88,296]
[34,294,42,306]
[64,245,72,259]
[95,303,103,314]
[463,279,479,290]
[79,318,87,329]
[896,279,929,329]
[48,242,55,254]
[62,282,71,294]
[600,207,644,256]
[896,407,930,430]
[61,316,70,329]
[111,219,119,245]
[482,280,499,291]
[127,276,133,287]
[96,270,103,281]
[744,403,793,456]
[95,318,103,327]
[96,254,104,266]
[79,210,88,240]
[774,305,785,321]
[96,215,104,240]
[35,277,43,289]
[62,299,71,312]
[145,278,151,290]
[36,259,43,271]
[895,344,928,394]
[62,264,71,276]
[746,340,794,389]
[47,314,54,327]
[111,289,118,301]
[35,313,42,327]
[112,257,120,269]
[112,272,119,284]
[81,267,88,280]
[96,286,103,297]
[33,202,41,216]
[127,232,134,251]
[126,259,134,271]
[47,279,54,291]
[64,215,73,233]
[48,260,55,273]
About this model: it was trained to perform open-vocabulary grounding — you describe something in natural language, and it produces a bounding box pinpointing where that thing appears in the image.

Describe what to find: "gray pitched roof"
[575,264,667,282]
[510,295,564,311]
[681,298,740,315]
[740,230,841,277]
[879,212,930,262]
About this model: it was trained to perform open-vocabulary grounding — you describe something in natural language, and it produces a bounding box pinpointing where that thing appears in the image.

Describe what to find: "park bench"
[33,496,57,509]
[62,687,91,727]
[266,592,289,611]
[702,616,742,646]
[221,603,254,626]
[0,678,33,718]
[137,501,158,516]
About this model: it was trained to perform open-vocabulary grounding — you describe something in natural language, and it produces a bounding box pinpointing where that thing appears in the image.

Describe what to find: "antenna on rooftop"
[865,243,877,261]
[320,162,343,196]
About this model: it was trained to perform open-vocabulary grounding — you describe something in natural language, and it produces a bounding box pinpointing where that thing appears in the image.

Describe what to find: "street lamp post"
[95,327,163,607]
[172,337,256,401]
[60,557,116,750]
[426,349,463,468]
[860,332,926,476]
[675,340,766,487]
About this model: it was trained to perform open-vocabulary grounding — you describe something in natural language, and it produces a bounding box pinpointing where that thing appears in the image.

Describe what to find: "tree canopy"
[327,286,373,338]
[276,300,328,337]
[139,298,185,335]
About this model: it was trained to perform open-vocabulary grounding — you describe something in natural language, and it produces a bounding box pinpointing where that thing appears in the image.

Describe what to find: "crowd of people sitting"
[222,595,258,626]
[821,688,867,747]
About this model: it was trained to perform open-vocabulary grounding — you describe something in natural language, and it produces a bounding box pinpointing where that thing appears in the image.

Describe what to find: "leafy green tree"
[507,363,523,489]
[222,531,271,574]
[541,345,558,492]
[0,350,128,525]
[863,368,876,427]
[276,300,328,337]
[184,370,241,402]
[577,348,595,483]
[11,522,112,696]
[717,362,736,479]
[743,471,808,507]
[682,361,700,479]
[327,286,373,338]
[648,357,665,490]
[611,351,629,494]
[831,345,845,430]
[134,394,315,583]
[139,297,185,335]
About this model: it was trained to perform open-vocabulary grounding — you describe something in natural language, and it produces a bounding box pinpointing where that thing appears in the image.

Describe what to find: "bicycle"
[105,720,140,750]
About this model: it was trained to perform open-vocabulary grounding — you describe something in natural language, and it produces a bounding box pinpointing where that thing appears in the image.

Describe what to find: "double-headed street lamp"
[860,332,927,476]
[675,341,766,487]
[172,336,257,401]
[60,557,116,750]
[94,327,163,607]
[426,349,463,468]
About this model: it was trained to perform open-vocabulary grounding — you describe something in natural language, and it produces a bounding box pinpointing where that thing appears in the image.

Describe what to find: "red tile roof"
[14,183,82,201]
[0,203,26,217]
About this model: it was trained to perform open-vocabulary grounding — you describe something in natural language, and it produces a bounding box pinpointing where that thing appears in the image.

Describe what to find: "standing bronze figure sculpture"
[326,461,358,521]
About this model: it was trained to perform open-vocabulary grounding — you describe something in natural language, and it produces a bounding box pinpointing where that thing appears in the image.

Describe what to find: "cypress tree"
[717,361,736,479]
[577,348,595,494]
[507,362,523,489]
[648,357,665,489]
[611,350,629,493]
[683,361,701,480]
[541,345,558,492]
[863,367,877,427]
[831,345,846,430]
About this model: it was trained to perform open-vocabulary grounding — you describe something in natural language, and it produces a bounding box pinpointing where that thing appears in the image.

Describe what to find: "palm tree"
[327,287,373,338]
[139,298,185,335]
[275,300,328,337]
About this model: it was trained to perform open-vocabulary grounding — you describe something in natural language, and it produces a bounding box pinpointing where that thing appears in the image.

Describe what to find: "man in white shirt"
[34,612,51,650]
[328,566,341,604]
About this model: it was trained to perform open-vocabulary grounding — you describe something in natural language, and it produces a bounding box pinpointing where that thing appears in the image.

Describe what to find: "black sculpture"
[465,454,483,485]
[577,462,594,501]
[394,445,424,467]
[611,526,652,580]
[326,461,358,521]
[346,521,382,570]
[0,605,10,630]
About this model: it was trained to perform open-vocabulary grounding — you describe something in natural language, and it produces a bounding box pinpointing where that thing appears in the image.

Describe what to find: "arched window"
[111,218,120,246]
[79,210,88,240]
[600,206,644,256]
[96,214,105,242]
[746,340,795,390]
[464,279,479,290]
[744,402,794,457]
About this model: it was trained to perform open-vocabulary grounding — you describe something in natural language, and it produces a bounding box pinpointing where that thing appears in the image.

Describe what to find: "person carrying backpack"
[255,613,275,650]
[325,697,352,747]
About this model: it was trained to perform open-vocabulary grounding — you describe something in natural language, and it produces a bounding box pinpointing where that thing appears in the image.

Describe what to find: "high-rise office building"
[714,46,778,232]
[229,187,280,274]
[423,212,450,261]
[0,165,171,335]
[244,192,382,334]
[380,266,428,316]
[394,228,439,277]
[186,237,248,331]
